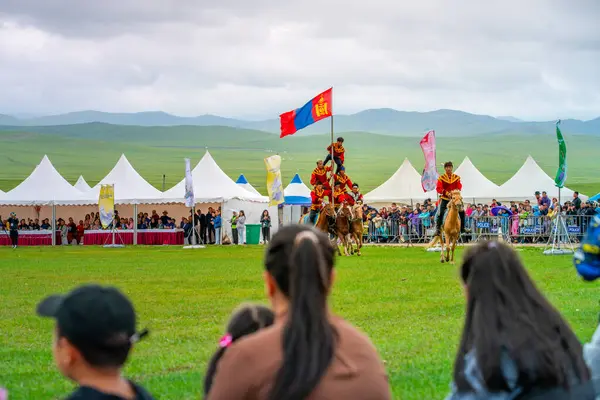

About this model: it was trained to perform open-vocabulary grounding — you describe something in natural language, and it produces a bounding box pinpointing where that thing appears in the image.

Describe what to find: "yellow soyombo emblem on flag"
[264,155,284,206]
[98,184,115,229]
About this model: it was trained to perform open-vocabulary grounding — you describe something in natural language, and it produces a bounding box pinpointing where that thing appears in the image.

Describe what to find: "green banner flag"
[554,120,567,188]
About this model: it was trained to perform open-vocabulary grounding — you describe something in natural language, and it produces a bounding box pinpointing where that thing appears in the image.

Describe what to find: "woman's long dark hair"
[265,225,336,400]
[453,241,590,393]
[203,304,274,396]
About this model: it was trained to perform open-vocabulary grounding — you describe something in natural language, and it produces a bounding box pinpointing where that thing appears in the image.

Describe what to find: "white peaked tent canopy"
[0,155,94,205]
[364,158,436,205]
[455,157,500,203]
[496,156,587,202]
[74,175,92,192]
[235,174,261,196]
[162,152,265,203]
[86,154,164,204]
[162,151,277,241]
[284,174,311,206]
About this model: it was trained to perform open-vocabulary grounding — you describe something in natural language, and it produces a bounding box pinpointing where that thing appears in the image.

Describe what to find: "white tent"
[496,155,587,202]
[283,174,311,206]
[86,154,164,204]
[364,158,436,206]
[74,175,92,192]
[162,151,278,242]
[454,157,500,204]
[282,174,311,225]
[163,152,265,204]
[235,174,261,196]
[0,155,94,206]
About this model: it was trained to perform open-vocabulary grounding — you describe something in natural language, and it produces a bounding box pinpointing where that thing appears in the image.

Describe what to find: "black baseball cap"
[37,284,148,367]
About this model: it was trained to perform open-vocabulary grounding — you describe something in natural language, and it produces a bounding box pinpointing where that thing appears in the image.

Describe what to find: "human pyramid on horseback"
[300,137,364,256]
[429,161,466,264]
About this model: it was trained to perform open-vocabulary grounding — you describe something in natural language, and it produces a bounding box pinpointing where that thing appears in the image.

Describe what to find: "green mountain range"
[2,108,599,136]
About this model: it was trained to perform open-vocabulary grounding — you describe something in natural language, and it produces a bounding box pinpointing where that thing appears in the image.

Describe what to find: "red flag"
[280,88,333,138]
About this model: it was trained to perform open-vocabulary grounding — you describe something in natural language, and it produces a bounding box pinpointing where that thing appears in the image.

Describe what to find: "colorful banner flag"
[280,88,332,138]
[264,155,284,206]
[554,120,567,188]
[419,130,439,192]
[184,158,195,207]
[98,184,115,229]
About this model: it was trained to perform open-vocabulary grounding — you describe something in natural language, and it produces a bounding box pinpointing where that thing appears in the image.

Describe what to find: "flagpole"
[330,113,335,209]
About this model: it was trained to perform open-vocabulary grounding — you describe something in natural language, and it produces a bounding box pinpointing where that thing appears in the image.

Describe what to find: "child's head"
[204,304,274,395]
[36,284,148,383]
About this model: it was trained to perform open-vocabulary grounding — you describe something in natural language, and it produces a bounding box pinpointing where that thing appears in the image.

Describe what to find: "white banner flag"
[184,158,195,207]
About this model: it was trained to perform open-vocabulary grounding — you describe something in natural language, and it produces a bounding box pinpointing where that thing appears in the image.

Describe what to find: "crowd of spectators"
[355,191,600,243]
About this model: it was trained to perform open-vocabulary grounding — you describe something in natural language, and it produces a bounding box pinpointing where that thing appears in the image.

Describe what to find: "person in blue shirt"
[446,240,594,399]
[214,211,222,245]
[574,215,600,400]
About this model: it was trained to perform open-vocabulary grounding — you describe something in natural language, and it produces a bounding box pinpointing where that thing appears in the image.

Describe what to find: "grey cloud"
[0,0,599,120]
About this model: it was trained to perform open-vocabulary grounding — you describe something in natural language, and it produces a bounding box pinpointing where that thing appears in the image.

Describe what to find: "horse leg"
[445,235,450,262]
[439,233,445,263]
[341,233,351,256]
[450,237,457,265]
[354,232,362,256]
[331,237,342,256]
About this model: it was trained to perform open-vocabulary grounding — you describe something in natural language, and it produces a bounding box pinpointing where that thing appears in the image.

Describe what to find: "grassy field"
[0,125,599,196]
[1,245,597,399]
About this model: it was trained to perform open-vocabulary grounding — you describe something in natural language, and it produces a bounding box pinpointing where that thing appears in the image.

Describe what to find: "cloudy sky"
[1,1,599,120]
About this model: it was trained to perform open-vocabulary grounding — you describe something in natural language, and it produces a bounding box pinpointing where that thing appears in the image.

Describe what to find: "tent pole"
[133,204,138,245]
[51,203,56,246]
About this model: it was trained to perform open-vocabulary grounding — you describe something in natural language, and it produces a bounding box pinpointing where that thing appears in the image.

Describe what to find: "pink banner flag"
[420,130,439,192]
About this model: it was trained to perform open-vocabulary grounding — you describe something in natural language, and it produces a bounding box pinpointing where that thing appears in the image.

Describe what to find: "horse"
[429,190,463,264]
[348,203,364,256]
[334,204,354,256]
[299,203,336,232]
[299,204,341,254]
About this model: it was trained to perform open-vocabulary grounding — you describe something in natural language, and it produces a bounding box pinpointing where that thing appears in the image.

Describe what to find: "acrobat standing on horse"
[310,160,332,191]
[332,181,349,212]
[434,161,465,236]
[309,181,332,225]
[346,183,363,206]
[324,136,345,174]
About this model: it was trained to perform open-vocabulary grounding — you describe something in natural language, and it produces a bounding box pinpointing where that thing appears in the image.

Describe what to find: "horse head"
[322,203,336,218]
[450,190,464,211]
[351,204,363,220]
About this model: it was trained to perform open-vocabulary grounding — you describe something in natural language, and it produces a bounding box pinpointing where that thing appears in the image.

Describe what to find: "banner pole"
[192,205,197,245]
[330,114,335,209]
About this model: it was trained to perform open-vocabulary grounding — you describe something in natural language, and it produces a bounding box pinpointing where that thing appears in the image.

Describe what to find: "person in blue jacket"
[213,211,222,245]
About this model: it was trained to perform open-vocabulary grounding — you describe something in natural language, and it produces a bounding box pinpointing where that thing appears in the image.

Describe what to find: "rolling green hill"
[3,108,599,136]
[0,124,598,196]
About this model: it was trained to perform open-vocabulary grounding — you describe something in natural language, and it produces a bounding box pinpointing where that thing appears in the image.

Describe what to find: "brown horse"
[299,203,336,233]
[299,204,341,254]
[334,205,353,256]
[429,190,463,264]
[348,203,364,256]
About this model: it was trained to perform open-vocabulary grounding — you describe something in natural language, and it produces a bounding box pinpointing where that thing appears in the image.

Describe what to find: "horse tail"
[428,235,440,248]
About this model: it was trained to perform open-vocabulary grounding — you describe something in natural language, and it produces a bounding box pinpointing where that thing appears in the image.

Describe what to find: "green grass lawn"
[1,246,597,399]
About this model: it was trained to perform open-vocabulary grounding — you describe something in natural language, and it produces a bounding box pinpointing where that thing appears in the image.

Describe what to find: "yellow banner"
[264,155,284,206]
[98,184,115,229]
